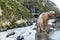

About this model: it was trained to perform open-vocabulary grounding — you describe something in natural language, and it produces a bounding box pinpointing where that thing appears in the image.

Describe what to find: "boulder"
[6,31,15,37]
[27,21,33,26]
[33,28,37,30]
[17,35,24,40]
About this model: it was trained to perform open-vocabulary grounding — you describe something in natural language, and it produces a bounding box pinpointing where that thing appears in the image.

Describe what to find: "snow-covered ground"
[0,19,60,40]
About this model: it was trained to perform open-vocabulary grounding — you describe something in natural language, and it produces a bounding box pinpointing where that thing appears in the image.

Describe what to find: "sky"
[50,0,60,9]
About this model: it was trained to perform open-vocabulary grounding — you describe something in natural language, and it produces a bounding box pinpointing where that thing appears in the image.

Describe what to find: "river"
[0,19,60,40]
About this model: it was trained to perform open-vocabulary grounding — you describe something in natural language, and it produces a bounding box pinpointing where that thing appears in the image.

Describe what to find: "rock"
[33,18,37,23]
[17,35,24,40]
[6,31,15,37]
[35,31,49,40]
[27,21,33,26]
[0,28,7,32]
[29,32,31,34]
[33,28,37,30]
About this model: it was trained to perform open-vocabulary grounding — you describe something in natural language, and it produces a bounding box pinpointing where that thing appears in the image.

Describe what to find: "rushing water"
[49,30,60,40]
[49,19,60,40]
[0,19,60,40]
